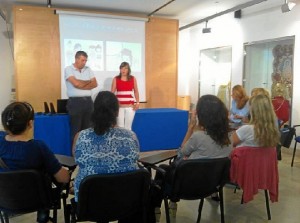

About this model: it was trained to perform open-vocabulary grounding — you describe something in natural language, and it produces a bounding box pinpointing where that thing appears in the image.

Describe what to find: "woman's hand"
[188,110,197,130]
[133,103,139,111]
[234,114,244,120]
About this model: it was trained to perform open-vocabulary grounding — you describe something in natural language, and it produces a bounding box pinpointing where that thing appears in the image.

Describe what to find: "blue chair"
[291,125,300,167]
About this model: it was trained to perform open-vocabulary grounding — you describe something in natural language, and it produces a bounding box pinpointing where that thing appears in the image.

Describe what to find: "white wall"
[178,4,300,125]
[0,17,14,130]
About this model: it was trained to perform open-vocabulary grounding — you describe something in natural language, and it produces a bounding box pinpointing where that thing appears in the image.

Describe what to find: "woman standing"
[111,62,139,130]
[230,85,249,123]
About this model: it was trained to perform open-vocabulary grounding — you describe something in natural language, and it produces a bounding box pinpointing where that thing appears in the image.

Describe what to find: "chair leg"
[240,192,244,204]
[0,212,4,223]
[196,198,204,223]
[164,198,170,223]
[4,213,9,223]
[52,208,57,223]
[62,193,70,223]
[0,212,9,223]
[264,190,271,220]
[219,189,225,223]
[70,206,77,223]
[64,204,71,223]
[291,141,297,167]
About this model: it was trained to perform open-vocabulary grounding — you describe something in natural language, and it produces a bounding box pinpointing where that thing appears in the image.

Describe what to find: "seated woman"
[230,85,249,123]
[241,87,271,123]
[0,102,70,223]
[73,91,144,222]
[232,94,280,148]
[251,87,270,97]
[73,91,139,201]
[153,95,232,218]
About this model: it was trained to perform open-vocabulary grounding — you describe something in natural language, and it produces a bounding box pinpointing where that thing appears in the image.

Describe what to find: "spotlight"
[281,0,296,13]
[47,0,52,8]
[202,21,211,34]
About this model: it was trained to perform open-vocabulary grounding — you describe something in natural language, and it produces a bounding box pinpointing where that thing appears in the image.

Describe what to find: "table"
[55,154,76,170]
[132,108,188,152]
[139,149,178,175]
[34,114,72,156]
[139,150,178,166]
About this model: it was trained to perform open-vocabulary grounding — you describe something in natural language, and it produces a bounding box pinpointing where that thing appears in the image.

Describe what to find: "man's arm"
[67,76,97,90]
[80,77,98,90]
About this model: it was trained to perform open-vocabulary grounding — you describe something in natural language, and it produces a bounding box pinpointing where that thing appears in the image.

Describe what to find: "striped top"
[115,76,135,105]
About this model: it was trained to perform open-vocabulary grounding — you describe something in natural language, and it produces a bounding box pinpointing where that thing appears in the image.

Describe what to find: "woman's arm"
[133,77,140,110]
[181,111,197,148]
[111,77,117,93]
[232,131,241,147]
[53,167,70,183]
[72,132,80,157]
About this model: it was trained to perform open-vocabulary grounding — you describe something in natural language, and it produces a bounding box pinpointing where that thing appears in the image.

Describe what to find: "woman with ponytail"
[73,91,139,202]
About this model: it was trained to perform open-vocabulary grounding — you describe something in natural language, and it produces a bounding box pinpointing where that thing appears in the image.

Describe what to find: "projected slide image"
[64,39,104,71]
[106,41,142,72]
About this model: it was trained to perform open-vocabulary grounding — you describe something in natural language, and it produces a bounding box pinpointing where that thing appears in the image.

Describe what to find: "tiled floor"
[7,148,300,223]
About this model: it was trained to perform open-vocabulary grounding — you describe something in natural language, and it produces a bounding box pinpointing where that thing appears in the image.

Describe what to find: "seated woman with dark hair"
[73,91,142,222]
[153,95,232,219]
[0,102,70,223]
[73,90,139,195]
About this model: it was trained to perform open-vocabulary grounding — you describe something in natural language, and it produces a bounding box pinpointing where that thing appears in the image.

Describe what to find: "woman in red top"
[111,62,140,130]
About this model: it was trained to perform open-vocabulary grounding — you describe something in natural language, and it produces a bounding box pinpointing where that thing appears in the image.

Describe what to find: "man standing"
[65,51,98,141]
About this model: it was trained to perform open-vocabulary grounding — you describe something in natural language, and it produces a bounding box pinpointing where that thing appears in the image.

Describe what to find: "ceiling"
[0,0,296,27]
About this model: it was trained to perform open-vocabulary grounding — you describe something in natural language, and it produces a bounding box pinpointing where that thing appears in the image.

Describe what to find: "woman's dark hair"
[196,95,230,146]
[92,91,119,135]
[117,61,132,80]
[1,102,34,135]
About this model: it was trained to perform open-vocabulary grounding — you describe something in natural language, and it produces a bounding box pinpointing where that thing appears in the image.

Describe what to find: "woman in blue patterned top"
[73,91,140,202]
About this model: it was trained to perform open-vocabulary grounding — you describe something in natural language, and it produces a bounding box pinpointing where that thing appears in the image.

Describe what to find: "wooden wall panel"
[14,6,178,111]
[146,17,178,108]
[14,6,60,112]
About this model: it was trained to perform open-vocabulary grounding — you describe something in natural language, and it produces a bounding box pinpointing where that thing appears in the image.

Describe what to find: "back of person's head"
[92,91,119,135]
[232,85,249,109]
[1,102,34,135]
[75,51,88,59]
[249,94,280,147]
[196,95,230,146]
[251,87,270,97]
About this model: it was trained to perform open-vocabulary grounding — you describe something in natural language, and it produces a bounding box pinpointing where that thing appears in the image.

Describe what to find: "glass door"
[243,36,295,125]
[199,46,232,108]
